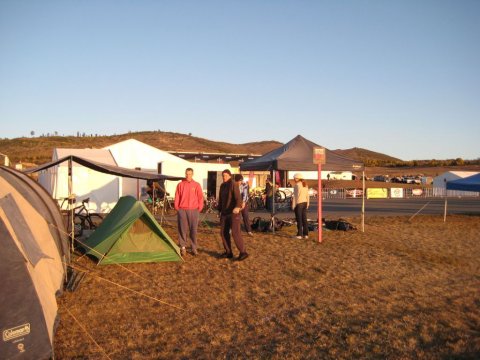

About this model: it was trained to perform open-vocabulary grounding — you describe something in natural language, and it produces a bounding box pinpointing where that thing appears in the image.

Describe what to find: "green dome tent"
[81,196,182,264]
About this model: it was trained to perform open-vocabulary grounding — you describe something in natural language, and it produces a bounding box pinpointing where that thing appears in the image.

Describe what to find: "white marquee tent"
[38,148,120,213]
[38,139,233,213]
[104,139,233,197]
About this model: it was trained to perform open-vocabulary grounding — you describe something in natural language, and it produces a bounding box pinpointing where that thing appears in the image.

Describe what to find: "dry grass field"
[54,214,480,359]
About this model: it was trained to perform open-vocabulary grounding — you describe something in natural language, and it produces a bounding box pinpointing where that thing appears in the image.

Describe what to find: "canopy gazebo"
[443,172,480,221]
[240,135,365,237]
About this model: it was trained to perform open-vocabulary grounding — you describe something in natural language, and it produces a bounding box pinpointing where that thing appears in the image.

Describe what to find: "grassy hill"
[0,131,283,165]
[334,147,401,163]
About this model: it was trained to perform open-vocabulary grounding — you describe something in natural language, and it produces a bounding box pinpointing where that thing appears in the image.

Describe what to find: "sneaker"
[247,232,254,237]
[295,236,302,239]
[224,252,233,259]
[180,247,186,256]
[304,236,309,240]
[238,252,249,261]
[191,249,198,256]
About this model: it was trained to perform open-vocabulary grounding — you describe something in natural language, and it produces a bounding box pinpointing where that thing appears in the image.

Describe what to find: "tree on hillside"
[30,130,35,137]
[454,158,464,166]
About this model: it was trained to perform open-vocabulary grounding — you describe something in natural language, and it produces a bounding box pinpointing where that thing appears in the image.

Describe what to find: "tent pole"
[152,181,156,215]
[68,157,74,253]
[272,169,275,234]
[159,181,167,226]
[443,194,447,222]
[318,163,322,242]
[362,170,365,232]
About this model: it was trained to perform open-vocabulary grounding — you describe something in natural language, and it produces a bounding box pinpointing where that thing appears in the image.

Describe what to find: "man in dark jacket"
[217,169,249,261]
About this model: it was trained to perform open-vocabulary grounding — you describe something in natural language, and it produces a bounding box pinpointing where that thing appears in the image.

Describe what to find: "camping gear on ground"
[0,166,69,360]
[324,219,357,231]
[305,218,356,231]
[81,196,182,264]
[251,216,290,232]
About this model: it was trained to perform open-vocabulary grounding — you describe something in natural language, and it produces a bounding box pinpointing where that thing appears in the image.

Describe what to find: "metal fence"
[321,187,480,199]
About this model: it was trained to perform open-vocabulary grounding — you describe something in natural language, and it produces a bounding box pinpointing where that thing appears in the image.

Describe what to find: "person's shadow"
[199,248,233,260]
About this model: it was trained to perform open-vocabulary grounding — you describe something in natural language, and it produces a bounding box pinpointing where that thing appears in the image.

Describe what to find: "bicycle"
[59,196,103,237]
[202,196,218,213]
[248,189,291,212]
[144,194,177,216]
[248,191,265,212]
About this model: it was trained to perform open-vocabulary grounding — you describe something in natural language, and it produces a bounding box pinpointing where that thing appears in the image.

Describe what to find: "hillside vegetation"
[334,147,401,164]
[0,131,282,165]
[0,131,477,171]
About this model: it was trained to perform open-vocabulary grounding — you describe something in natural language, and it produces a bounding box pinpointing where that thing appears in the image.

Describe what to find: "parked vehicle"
[403,177,416,184]
[373,175,390,182]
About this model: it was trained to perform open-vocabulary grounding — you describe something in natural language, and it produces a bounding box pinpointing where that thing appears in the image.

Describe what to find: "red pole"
[318,163,322,243]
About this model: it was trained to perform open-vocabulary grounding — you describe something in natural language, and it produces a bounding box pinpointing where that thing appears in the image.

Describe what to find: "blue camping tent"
[446,173,480,192]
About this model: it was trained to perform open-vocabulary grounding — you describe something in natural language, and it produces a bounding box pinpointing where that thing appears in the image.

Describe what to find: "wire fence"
[321,187,480,199]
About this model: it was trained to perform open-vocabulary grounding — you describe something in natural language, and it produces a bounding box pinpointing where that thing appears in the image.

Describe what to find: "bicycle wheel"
[72,215,84,237]
[84,214,104,230]
[275,190,287,203]
[248,197,257,212]
[207,200,218,213]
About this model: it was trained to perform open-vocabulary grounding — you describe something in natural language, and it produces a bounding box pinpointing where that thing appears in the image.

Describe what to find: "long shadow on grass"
[199,248,229,259]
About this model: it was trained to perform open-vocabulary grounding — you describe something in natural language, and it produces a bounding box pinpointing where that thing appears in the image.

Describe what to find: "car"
[403,177,415,184]
[373,175,390,182]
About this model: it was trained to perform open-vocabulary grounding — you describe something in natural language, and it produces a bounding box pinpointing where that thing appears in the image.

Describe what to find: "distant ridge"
[333,147,402,163]
[0,131,283,164]
[1,131,477,169]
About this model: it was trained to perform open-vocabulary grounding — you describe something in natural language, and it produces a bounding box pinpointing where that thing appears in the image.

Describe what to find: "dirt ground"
[54,214,480,359]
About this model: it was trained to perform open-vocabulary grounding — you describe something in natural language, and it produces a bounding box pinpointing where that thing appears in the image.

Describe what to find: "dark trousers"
[177,209,199,251]
[220,213,246,254]
[294,202,308,237]
[240,206,252,232]
[265,196,273,211]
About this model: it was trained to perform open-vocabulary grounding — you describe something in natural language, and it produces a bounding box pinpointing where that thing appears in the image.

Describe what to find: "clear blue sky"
[1,0,479,160]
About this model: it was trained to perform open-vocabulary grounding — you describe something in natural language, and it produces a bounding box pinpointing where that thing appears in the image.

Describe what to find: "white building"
[0,152,9,167]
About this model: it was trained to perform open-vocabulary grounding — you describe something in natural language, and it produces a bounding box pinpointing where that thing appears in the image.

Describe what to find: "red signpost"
[313,148,326,243]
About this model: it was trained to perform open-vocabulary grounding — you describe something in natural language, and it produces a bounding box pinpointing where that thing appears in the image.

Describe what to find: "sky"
[0,0,479,161]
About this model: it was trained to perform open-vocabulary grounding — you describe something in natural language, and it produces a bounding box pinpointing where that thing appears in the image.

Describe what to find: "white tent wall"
[104,139,190,170]
[122,176,146,200]
[104,139,189,197]
[105,139,234,198]
[39,164,120,213]
[38,139,236,211]
[37,148,121,213]
[38,166,56,197]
